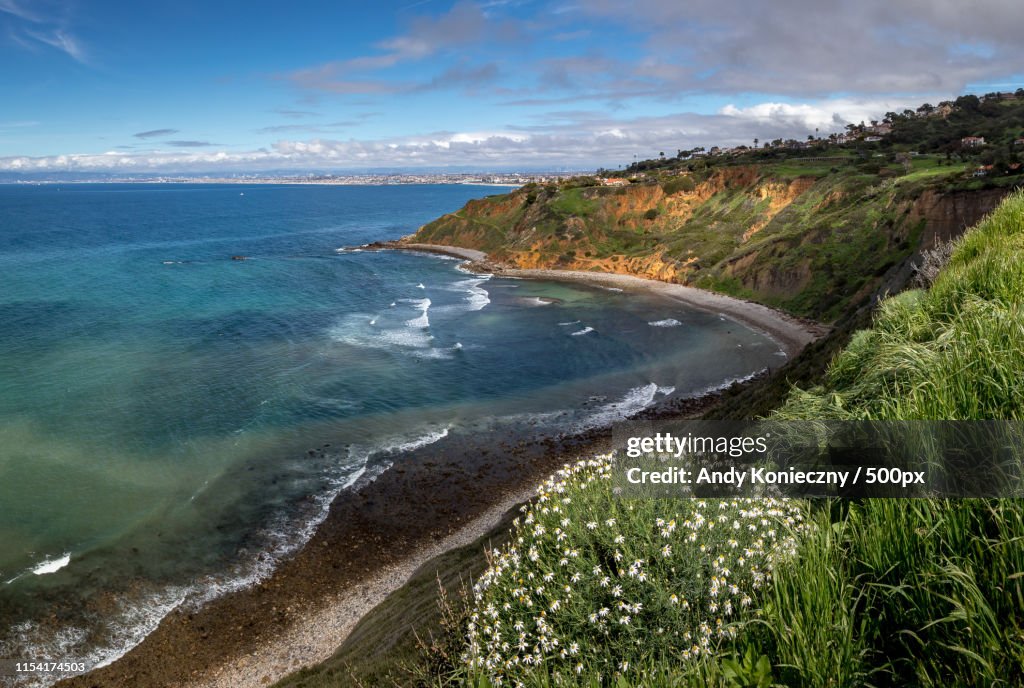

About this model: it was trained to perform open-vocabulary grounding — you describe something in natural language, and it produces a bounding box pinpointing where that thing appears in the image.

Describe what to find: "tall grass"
[752,499,1024,686]
[758,190,1024,685]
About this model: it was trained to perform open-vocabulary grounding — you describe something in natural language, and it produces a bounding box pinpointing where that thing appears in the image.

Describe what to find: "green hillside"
[411,96,1024,323]
[439,191,1024,687]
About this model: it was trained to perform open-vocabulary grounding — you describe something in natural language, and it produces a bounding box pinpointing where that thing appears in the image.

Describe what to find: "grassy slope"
[422,192,1024,687]
[745,190,1024,686]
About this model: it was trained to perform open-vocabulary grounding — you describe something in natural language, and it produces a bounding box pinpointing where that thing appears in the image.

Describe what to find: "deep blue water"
[0,183,782,680]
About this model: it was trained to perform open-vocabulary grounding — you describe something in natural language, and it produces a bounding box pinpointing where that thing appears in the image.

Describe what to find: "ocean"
[0,183,782,683]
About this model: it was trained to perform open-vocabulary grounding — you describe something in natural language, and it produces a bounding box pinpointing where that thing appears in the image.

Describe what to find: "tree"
[753,138,759,148]
[955,94,981,111]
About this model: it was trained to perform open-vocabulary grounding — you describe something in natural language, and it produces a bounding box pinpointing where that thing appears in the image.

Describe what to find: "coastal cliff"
[406,167,1014,321]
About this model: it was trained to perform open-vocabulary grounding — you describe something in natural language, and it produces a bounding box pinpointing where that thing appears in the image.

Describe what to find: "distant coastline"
[2,173,582,187]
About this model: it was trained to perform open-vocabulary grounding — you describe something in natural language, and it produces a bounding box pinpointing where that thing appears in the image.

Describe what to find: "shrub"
[662,176,696,195]
[462,456,808,685]
[644,208,660,221]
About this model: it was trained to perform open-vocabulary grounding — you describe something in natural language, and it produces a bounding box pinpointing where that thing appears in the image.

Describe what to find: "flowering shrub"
[463,455,810,685]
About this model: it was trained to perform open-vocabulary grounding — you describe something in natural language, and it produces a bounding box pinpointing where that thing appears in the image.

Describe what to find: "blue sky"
[1,0,1022,172]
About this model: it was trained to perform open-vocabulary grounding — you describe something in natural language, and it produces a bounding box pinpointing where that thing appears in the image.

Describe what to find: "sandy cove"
[59,242,823,688]
[395,242,827,358]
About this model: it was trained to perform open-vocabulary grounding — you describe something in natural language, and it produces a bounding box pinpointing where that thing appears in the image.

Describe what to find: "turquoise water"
[0,183,782,677]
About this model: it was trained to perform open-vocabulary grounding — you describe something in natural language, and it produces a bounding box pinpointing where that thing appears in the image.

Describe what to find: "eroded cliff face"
[908,188,1012,249]
[409,169,1013,320]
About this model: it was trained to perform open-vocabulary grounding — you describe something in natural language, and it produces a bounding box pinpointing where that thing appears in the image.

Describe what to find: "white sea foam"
[577,383,660,429]
[31,553,70,576]
[416,283,426,289]
[406,345,457,360]
[189,450,378,607]
[558,320,581,326]
[377,327,434,350]
[649,318,682,327]
[500,383,662,436]
[388,426,451,453]
[451,277,490,311]
[88,586,191,669]
[3,554,72,587]
[687,368,768,398]
[5,621,91,686]
[570,326,595,336]
[4,441,394,685]
[521,297,551,306]
[331,297,463,358]
[4,584,190,687]
[331,311,433,352]
[405,298,431,329]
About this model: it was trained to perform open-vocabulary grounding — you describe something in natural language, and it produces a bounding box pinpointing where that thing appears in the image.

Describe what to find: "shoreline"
[391,242,827,359]
[58,244,823,688]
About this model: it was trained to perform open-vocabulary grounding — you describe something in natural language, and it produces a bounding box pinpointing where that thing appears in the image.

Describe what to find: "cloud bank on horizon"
[1,0,1022,173]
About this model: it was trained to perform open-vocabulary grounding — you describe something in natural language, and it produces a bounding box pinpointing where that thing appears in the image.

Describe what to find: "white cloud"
[0,0,39,22]
[0,95,940,173]
[718,97,930,130]
[1,0,89,64]
[24,28,87,63]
